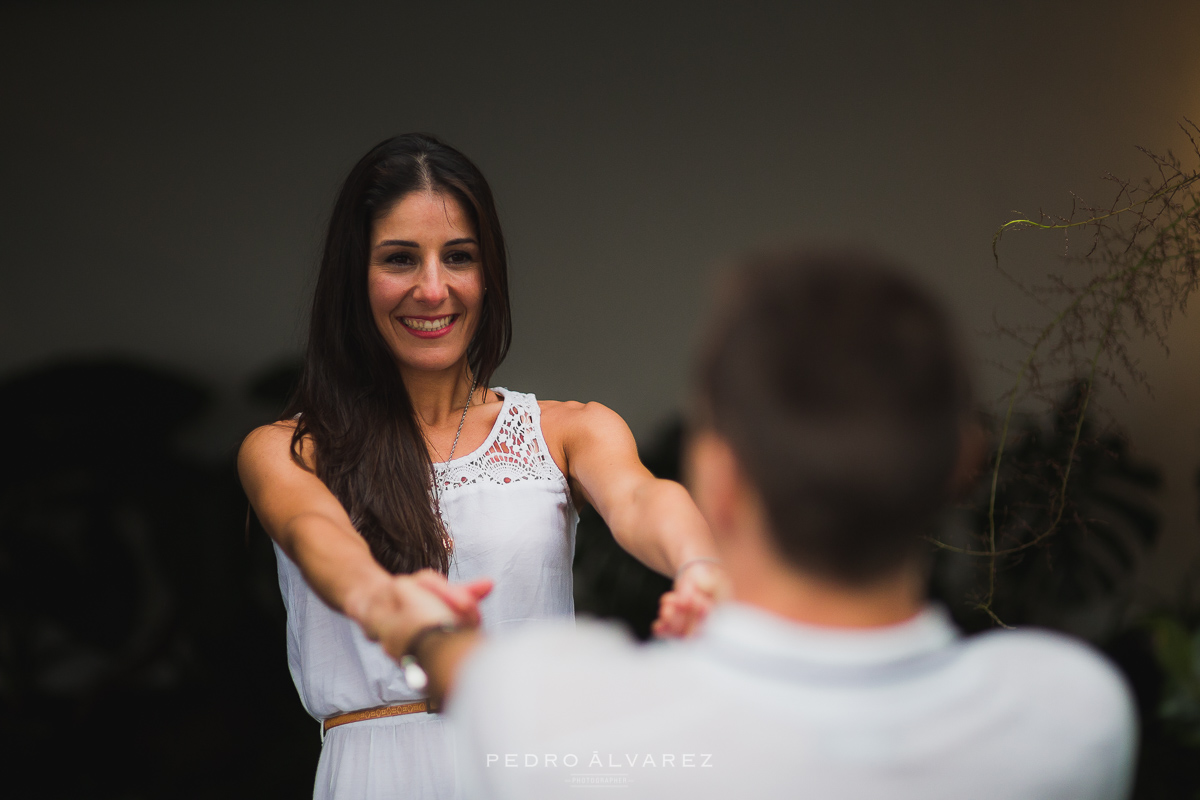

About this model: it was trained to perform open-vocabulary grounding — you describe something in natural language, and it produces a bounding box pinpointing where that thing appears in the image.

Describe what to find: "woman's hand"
[371,572,491,702]
[651,560,731,639]
[346,569,493,645]
[413,571,494,628]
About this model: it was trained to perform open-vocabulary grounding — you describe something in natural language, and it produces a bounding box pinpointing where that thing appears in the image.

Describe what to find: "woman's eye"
[445,250,476,266]
[386,252,417,266]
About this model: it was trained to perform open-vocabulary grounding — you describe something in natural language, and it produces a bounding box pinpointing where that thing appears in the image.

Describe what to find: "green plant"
[932,120,1200,626]
[1148,614,1200,748]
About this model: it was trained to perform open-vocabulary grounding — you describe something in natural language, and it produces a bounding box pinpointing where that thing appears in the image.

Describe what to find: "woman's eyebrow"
[373,237,478,249]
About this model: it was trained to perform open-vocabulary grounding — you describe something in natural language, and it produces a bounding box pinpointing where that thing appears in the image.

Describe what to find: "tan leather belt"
[323,699,440,734]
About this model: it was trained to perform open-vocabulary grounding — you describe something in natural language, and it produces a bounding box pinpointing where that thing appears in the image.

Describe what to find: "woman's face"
[367,190,484,375]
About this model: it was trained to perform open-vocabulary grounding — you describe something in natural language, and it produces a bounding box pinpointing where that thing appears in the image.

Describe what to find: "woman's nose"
[412,259,450,306]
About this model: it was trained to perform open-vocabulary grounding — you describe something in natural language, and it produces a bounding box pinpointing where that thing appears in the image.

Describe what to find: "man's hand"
[651,560,731,639]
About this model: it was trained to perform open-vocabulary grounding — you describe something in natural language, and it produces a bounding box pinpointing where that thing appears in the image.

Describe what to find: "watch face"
[400,655,430,692]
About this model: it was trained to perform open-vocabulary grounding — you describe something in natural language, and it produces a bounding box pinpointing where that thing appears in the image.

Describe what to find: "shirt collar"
[697,601,959,670]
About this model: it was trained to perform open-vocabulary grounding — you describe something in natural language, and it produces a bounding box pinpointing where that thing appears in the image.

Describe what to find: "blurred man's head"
[688,250,971,589]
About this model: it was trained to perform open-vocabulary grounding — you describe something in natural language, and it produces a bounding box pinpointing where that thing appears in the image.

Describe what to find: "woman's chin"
[394,348,470,375]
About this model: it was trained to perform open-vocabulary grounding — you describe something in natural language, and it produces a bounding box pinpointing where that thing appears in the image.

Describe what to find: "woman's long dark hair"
[283,134,512,574]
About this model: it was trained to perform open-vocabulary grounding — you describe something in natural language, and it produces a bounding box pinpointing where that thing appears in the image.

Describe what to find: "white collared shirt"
[449,603,1136,799]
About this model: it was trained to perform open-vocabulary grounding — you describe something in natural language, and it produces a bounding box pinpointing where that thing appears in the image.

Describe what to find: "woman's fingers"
[411,571,492,626]
[653,588,716,639]
[652,591,692,638]
[463,578,494,601]
[653,560,730,638]
[352,573,492,655]
[413,576,477,624]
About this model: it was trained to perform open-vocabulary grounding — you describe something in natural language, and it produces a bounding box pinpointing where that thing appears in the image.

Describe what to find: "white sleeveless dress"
[273,389,578,799]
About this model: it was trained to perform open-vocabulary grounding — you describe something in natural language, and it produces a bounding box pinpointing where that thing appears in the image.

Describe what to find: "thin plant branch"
[930,120,1200,624]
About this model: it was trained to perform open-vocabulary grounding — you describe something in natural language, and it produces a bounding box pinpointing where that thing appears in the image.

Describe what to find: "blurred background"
[3,0,1200,796]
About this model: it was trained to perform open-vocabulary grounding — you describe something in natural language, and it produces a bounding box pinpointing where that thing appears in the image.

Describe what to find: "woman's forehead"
[373,191,475,242]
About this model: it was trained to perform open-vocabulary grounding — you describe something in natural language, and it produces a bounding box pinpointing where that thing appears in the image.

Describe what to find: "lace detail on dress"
[434,392,563,494]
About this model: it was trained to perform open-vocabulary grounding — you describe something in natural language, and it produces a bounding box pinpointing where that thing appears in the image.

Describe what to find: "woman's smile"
[400,314,460,337]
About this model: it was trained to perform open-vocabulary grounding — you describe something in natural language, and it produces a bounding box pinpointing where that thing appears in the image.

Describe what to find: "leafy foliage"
[931,120,1200,624]
[1148,615,1200,748]
[931,384,1160,637]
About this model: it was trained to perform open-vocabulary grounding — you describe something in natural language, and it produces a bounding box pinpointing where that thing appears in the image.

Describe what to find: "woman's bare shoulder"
[537,398,586,417]
[241,419,298,450]
[537,400,633,452]
[539,399,624,428]
[239,420,313,473]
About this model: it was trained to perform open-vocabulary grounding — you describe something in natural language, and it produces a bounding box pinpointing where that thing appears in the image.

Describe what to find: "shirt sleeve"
[974,629,1140,800]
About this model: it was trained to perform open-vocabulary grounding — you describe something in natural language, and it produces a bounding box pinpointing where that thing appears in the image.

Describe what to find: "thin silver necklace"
[436,372,479,553]
[446,372,479,466]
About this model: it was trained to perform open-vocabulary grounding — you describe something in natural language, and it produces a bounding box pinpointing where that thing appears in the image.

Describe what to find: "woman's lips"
[400,314,458,339]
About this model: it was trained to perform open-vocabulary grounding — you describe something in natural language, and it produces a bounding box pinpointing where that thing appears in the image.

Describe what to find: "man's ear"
[684,429,744,543]
[948,417,990,500]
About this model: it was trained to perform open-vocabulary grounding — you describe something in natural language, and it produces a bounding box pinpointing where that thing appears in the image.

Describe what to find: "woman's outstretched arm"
[237,422,487,639]
[547,401,730,633]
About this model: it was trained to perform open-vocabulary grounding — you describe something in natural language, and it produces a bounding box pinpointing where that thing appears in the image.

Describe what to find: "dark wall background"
[4,2,1200,595]
[3,1,1200,795]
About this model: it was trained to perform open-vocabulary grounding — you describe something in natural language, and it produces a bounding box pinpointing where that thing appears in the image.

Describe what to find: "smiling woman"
[236,134,727,799]
[368,193,486,368]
